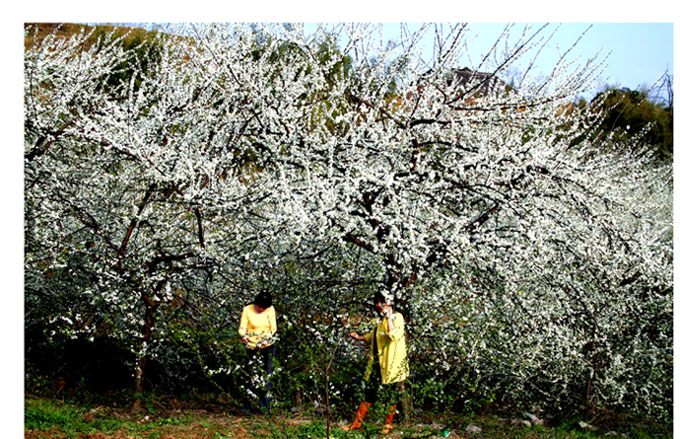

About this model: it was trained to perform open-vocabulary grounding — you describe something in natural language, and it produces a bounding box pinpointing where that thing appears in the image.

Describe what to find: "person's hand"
[349,332,361,340]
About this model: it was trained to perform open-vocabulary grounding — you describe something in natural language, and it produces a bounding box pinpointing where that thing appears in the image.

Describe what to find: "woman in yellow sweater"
[238,291,277,414]
[344,291,409,434]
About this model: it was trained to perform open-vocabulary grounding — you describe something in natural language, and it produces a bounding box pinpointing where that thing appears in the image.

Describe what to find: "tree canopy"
[24,23,672,421]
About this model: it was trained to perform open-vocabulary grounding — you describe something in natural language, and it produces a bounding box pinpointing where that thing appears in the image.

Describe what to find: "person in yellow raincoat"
[343,291,409,434]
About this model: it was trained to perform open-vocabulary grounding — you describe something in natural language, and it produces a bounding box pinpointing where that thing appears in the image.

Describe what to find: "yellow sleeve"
[238,306,249,338]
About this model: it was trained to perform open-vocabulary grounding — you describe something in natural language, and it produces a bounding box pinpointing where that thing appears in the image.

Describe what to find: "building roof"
[445,67,508,97]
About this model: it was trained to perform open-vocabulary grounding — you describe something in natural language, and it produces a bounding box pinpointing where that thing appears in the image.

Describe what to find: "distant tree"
[589,84,673,160]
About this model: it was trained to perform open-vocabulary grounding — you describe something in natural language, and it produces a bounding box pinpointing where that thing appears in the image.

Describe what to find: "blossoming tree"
[24,23,672,418]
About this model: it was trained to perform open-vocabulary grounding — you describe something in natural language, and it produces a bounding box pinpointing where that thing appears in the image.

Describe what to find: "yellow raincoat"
[363,312,409,385]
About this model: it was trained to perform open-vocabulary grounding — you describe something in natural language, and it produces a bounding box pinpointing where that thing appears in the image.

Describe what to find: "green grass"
[25,395,672,439]
[25,399,88,431]
[25,397,189,437]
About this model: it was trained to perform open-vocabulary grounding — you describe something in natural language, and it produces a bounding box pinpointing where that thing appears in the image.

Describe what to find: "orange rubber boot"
[382,405,397,434]
[342,402,371,431]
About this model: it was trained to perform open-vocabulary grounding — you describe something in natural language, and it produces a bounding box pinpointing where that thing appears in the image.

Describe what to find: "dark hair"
[373,291,387,306]
[254,291,273,309]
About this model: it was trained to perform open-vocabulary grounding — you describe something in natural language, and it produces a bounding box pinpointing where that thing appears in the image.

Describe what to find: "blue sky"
[312,22,673,102]
[464,23,673,98]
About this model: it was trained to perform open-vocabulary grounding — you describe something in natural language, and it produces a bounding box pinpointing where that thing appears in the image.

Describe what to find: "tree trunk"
[135,293,160,397]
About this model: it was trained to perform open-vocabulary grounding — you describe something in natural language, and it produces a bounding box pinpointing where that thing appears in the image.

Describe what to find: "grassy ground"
[24,394,671,439]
